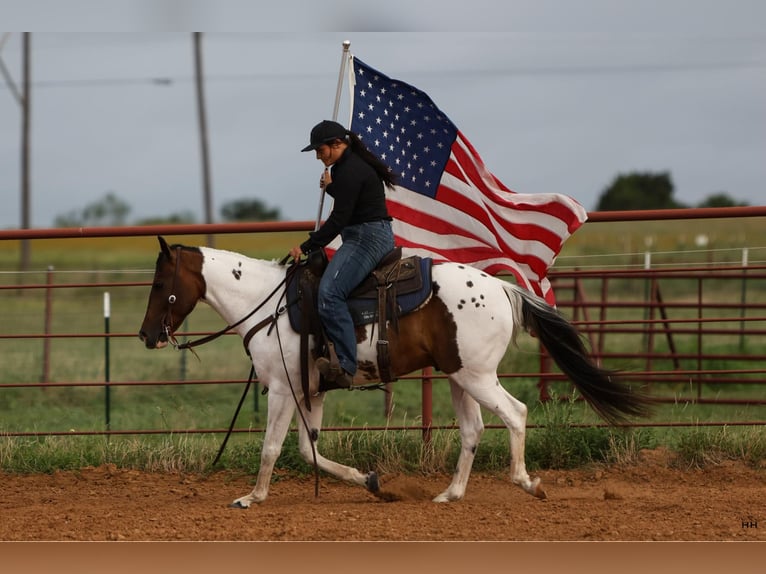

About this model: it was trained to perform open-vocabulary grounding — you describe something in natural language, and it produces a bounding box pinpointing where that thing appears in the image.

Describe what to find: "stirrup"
[315,357,341,381]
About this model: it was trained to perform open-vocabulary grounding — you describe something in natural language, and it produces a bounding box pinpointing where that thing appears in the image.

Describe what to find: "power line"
[1,59,765,91]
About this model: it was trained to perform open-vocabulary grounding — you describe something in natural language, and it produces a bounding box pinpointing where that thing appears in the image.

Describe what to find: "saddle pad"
[348,256,432,326]
[286,257,433,332]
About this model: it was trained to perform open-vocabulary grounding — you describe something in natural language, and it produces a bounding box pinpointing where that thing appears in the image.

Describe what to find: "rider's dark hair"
[342,131,398,190]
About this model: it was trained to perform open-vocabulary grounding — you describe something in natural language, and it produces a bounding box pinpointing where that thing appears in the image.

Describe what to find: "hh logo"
[741,516,758,529]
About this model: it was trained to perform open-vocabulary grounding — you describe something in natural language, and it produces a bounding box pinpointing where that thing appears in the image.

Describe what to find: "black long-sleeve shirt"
[300,147,391,253]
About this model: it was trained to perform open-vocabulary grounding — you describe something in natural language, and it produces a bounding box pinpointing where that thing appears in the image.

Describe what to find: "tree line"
[596,171,748,211]
[53,171,748,228]
[54,194,282,228]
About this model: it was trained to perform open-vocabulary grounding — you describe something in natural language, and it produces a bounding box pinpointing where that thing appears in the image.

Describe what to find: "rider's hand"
[319,168,331,190]
[289,246,304,261]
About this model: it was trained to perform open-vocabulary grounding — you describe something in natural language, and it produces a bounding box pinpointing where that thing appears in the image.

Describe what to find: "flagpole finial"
[343,40,351,50]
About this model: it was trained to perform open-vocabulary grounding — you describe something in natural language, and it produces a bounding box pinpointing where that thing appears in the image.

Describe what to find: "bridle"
[160,246,184,347]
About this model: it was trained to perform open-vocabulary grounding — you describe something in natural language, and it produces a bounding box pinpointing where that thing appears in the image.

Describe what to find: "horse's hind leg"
[296,395,378,492]
[501,390,546,499]
[433,380,484,502]
[452,373,546,500]
[230,392,296,508]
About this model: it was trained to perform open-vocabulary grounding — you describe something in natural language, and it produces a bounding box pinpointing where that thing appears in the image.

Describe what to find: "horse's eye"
[153,281,164,289]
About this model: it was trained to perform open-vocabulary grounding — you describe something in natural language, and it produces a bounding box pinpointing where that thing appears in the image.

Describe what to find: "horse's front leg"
[229,391,296,509]
[296,394,379,493]
[433,378,484,502]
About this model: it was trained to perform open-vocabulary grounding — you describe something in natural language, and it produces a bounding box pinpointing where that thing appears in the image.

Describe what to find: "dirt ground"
[1,448,763,542]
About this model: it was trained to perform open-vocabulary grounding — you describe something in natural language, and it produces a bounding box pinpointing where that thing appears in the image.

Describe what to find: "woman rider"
[289,120,397,390]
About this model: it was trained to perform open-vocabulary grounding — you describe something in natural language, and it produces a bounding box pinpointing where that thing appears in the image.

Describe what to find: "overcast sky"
[2,1,765,229]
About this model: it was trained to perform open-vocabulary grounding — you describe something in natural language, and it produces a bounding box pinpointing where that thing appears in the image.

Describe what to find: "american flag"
[344,57,587,305]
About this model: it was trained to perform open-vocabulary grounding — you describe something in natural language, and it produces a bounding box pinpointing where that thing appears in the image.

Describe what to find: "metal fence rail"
[2,208,766,438]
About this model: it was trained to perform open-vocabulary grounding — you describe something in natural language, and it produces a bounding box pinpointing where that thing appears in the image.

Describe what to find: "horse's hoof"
[531,477,547,500]
[365,471,379,493]
[228,501,249,509]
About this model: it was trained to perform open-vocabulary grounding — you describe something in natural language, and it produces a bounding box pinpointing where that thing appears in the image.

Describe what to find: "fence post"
[180,318,188,381]
[643,252,651,349]
[104,292,111,432]
[41,265,54,384]
[421,367,433,444]
[740,247,748,349]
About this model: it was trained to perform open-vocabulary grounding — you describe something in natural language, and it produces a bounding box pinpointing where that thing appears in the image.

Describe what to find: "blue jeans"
[317,220,395,375]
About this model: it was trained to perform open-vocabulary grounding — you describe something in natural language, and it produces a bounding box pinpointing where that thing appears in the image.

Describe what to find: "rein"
[165,247,298,353]
[162,249,319,488]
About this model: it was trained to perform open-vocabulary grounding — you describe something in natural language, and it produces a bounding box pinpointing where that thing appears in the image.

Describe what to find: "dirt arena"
[1,448,763,542]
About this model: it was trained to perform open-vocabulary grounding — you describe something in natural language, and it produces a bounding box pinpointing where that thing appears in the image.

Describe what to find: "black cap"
[301,120,348,152]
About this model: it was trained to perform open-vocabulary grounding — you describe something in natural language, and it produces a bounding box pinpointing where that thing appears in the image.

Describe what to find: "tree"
[595,172,687,211]
[54,192,131,227]
[134,212,197,226]
[220,198,281,222]
[697,193,749,208]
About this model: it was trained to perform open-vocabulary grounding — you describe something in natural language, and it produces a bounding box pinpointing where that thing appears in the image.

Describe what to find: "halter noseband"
[161,246,183,347]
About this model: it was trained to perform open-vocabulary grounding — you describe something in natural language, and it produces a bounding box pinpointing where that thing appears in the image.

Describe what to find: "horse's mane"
[198,245,285,269]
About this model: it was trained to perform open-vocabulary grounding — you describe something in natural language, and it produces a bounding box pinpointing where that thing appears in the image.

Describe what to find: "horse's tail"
[503,283,654,425]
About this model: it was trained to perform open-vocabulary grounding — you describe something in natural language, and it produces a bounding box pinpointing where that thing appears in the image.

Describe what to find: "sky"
[1,0,765,229]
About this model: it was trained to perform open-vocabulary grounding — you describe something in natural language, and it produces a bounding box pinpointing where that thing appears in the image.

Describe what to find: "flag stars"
[351,60,458,198]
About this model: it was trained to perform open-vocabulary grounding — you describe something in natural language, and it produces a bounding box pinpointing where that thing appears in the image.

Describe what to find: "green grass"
[1,220,766,474]
[4,395,759,475]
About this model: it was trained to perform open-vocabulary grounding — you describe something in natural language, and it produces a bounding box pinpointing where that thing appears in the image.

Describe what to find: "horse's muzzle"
[138,329,168,349]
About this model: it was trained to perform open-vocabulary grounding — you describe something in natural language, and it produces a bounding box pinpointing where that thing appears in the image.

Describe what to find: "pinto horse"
[139,236,651,507]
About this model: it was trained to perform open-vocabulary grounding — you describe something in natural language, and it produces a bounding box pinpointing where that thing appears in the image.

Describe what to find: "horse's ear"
[158,236,171,258]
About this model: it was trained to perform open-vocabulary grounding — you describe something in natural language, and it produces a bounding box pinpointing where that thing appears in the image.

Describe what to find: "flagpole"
[314,40,351,231]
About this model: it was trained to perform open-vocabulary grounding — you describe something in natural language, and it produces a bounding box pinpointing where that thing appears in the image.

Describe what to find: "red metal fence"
[2,207,766,438]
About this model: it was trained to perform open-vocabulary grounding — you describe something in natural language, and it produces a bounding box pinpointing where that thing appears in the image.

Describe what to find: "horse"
[139,236,652,508]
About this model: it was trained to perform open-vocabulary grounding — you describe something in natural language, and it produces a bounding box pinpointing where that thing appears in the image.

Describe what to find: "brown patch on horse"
[354,324,369,345]
[139,239,206,348]
[357,360,379,381]
[386,295,462,377]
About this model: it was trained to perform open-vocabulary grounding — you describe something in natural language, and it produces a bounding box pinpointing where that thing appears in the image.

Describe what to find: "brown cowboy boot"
[315,357,353,389]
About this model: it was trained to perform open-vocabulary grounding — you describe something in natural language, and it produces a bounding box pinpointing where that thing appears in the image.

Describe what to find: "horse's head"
[138,236,205,349]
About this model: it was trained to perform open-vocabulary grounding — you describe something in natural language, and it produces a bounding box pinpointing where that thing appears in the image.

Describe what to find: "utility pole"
[20,32,31,271]
[193,32,214,247]
[1,33,31,271]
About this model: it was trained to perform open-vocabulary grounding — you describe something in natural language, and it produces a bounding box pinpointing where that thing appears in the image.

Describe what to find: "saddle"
[285,247,432,408]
